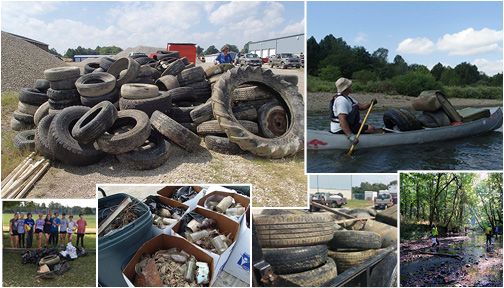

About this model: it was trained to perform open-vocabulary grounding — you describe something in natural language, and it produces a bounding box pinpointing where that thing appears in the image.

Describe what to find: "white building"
[248,33,304,58]
[365,191,378,201]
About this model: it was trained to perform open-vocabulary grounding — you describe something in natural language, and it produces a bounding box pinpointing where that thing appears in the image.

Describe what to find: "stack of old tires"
[412,90,462,128]
[44,67,82,114]
[254,212,338,287]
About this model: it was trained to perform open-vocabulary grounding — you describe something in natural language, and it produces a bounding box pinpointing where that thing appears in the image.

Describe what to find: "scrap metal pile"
[134,248,210,287]
[203,195,245,219]
[144,195,187,229]
[11,52,304,175]
[179,212,232,255]
[99,197,144,236]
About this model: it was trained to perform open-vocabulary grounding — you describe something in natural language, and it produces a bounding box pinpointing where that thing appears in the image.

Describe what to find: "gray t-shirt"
[60,218,68,231]
[16,219,25,233]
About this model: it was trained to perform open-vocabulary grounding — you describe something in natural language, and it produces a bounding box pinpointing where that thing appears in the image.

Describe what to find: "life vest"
[432,227,438,237]
[330,94,361,132]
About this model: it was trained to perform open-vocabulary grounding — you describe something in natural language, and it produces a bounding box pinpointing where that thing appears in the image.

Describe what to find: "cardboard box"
[223,213,251,284]
[149,196,189,236]
[156,186,204,209]
[197,191,250,222]
[122,234,214,287]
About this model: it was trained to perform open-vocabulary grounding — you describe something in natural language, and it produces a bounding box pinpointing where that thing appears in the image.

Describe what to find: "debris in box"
[178,211,232,255]
[144,195,187,229]
[171,186,198,202]
[134,248,210,287]
[204,195,245,219]
[98,201,142,236]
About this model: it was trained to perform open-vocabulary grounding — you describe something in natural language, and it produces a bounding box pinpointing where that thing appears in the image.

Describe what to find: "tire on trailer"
[107,57,140,87]
[75,72,116,97]
[19,88,48,106]
[204,135,244,155]
[47,106,105,166]
[13,130,36,151]
[327,248,383,273]
[34,79,50,92]
[34,102,50,126]
[119,91,172,117]
[150,110,201,152]
[328,230,382,250]
[278,258,337,287]
[17,102,39,115]
[116,130,172,170]
[263,245,328,275]
[43,66,80,82]
[196,120,258,136]
[258,102,288,138]
[71,101,118,144]
[155,75,180,91]
[190,102,213,124]
[212,66,304,158]
[95,110,151,155]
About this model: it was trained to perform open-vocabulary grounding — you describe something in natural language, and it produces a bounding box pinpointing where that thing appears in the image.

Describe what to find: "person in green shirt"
[431,224,439,247]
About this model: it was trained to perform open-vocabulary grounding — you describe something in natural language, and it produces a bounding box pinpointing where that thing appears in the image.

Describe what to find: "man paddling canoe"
[330,77,379,145]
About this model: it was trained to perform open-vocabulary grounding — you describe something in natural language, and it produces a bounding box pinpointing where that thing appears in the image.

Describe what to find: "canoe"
[307,108,502,150]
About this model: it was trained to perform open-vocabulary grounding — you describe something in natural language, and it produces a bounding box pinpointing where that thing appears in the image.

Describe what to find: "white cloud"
[280,19,305,35]
[471,58,503,76]
[209,1,262,25]
[437,28,502,56]
[354,32,367,44]
[2,1,58,16]
[397,37,435,54]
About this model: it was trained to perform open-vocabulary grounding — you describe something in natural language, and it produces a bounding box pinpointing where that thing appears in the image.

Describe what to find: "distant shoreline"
[307,92,503,114]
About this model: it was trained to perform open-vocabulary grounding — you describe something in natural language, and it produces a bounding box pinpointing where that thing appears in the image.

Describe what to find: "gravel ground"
[1,31,65,92]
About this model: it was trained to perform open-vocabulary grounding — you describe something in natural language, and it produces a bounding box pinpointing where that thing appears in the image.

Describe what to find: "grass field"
[3,250,96,287]
[3,233,96,250]
[346,199,374,209]
[3,214,96,229]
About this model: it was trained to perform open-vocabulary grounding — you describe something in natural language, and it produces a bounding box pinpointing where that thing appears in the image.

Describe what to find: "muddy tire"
[120,83,159,99]
[19,88,48,106]
[17,102,39,115]
[197,120,258,136]
[190,102,213,124]
[328,230,382,250]
[35,114,56,158]
[166,87,197,103]
[166,106,193,123]
[278,258,337,287]
[71,101,118,144]
[150,110,201,152]
[95,110,151,154]
[116,130,171,170]
[13,130,36,151]
[13,110,34,124]
[258,102,288,138]
[44,67,80,82]
[212,66,304,158]
[155,75,180,91]
[161,59,185,77]
[107,57,140,87]
[232,85,276,101]
[34,79,50,92]
[49,76,79,90]
[383,108,421,131]
[75,72,116,97]
[204,135,243,154]
[254,213,334,248]
[48,106,105,166]
[34,102,50,126]
[177,66,205,86]
[119,91,172,117]
[185,81,211,101]
[204,64,235,78]
[327,249,383,273]
[10,118,34,131]
[80,88,119,107]
[47,88,80,102]
[263,245,328,275]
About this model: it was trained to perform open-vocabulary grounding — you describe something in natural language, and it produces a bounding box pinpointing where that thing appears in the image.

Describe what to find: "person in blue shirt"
[51,212,61,247]
[214,45,233,64]
[24,213,35,248]
[17,213,26,248]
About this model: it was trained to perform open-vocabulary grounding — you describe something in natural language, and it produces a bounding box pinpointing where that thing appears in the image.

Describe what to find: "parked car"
[374,192,394,209]
[310,192,347,211]
[269,53,301,69]
[238,53,262,67]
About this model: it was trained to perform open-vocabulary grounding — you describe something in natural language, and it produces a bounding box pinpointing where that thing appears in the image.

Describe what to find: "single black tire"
[33,102,50,126]
[80,88,119,107]
[155,75,180,91]
[116,130,171,170]
[120,83,160,100]
[95,110,151,154]
[180,122,197,133]
[161,59,185,77]
[71,101,118,144]
[263,245,328,275]
[177,66,205,86]
[19,88,48,106]
[119,91,172,117]
[75,72,116,97]
[232,85,277,101]
[44,67,80,82]
[11,118,34,131]
[399,109,422,130]
[48,98,81,110]
[383,108,415,131]
[180,57,190,65]
[34,79,50,92]
[328,230,382,250]
[107,57,140,87]
[150,110,201,152]
[190,102,213,124]
[134,56,154,65]
[17,102,39,115]
[49,76,79,90]
[254,213,334,248]
[233,105,258,121]
[204,135,243,154]
[185,80,211,101]
[197,120,258,136]
[258,102,288,138]
[13,110,34,124]
[327,248,383,273]
[35,114,56,158]
[39,255,60,266]
[13,130,36,151]
[422,110,451,127]
[212,66,304,158]
[84,62,100,74]
[204,64,235,78]
[167,87,196,103]
[166,106,193,123]
[138,65,161,79]
[278,258,337,287]
[47,106,105,166]
[99,57,116,70]
[47,88,80,102]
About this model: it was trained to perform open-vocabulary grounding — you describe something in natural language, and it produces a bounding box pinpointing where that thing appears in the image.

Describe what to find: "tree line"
[400,173,502,233]
[307,35,502,98]
[62,45,123,58]
[352,180,397,200]
[3,201,95,215]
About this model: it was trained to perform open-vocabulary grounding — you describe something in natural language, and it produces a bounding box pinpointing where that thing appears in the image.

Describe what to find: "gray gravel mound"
[1,31,65,92]
[114,45,163,59]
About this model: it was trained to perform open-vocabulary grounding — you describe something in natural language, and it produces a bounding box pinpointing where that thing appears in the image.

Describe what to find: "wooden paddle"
[347,101,375,155]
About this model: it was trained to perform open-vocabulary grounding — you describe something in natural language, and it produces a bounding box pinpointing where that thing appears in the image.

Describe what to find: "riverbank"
[308,92,503,114]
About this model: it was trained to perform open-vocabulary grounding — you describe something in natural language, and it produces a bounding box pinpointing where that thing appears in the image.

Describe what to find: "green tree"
[307,36,321,75]
[225,44,239,53]
[393,70,441,96]
[352,69,377,83]
[319,65,341,81]
[48,48,61,57]
[430,62,445,81]
[204,45,219,55]
[440,68,461,86]
[196,45,204,56]
[454,62,481,85]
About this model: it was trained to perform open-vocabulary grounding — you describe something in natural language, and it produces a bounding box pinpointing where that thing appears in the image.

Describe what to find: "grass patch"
[346,199,373,209]
[3,214,96,229]
[307,75,335,92]
[3,232,96,250]
[2,250,96,287]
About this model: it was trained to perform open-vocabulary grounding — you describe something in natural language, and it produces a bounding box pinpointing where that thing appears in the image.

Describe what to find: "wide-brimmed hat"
[335,77,352,93]
[221,45,229,52]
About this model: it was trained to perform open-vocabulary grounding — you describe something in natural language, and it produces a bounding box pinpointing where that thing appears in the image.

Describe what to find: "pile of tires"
[383,108,422,131]
[44,67,81,113]
[254,212,337,287]
[411,90,458,128]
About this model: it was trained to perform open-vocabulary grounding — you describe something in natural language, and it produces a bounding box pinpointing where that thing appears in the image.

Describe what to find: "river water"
[307,108,503,173]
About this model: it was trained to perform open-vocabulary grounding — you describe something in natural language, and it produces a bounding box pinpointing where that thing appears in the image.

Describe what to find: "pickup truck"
[310,192,347,211]
[238,53,262,67]
[269,53,301,69]
[374,192,394,209]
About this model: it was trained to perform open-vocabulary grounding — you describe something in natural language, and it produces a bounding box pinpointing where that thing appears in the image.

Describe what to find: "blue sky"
[308,1,503,75]
[1,1,304,54]
[309,175,397,189]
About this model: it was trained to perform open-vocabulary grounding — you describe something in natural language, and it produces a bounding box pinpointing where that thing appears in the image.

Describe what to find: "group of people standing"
[9,211,87,249]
